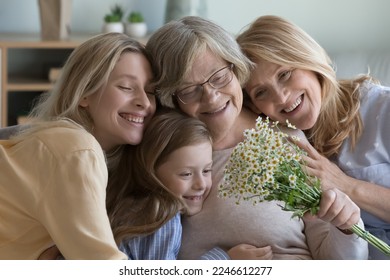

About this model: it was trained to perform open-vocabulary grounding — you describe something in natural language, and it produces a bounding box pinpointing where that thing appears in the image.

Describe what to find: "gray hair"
[146,16,254,108]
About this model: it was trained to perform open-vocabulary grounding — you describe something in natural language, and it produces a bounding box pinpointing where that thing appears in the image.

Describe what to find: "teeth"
[208,103,227,114]
[184,195,203,201]
[121,114,144,123]
[284,96,302,113]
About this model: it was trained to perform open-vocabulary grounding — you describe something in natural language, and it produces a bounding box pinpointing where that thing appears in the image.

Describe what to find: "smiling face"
[175,49,243,147]
[80,52,156,150]
[156,141,213,216]
[245,59,322,130]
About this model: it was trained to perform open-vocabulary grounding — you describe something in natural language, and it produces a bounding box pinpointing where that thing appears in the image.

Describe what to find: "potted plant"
[125,11,147,38]
[102,4,124,33]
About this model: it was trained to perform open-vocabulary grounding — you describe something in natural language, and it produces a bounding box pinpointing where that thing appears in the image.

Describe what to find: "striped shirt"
[120,213,229,260]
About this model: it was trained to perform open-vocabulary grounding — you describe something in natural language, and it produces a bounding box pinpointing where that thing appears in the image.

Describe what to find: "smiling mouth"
[120,114,145,124]
[283,96,302,113]
[183,195,203,201]
[204,101,228,115]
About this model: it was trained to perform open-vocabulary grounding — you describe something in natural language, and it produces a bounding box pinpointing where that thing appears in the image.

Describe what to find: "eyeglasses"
[173,64,234,104]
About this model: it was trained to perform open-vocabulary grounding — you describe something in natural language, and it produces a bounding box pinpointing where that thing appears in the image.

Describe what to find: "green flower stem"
[350,224,390,256]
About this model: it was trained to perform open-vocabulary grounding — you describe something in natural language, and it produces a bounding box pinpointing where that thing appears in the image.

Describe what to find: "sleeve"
[120,213,182,260]
[374,85,390,156]
[200,247,230,260]
[36,147,127,260]
[304,218,368,259]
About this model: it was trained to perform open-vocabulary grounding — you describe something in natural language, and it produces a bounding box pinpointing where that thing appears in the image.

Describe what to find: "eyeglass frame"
[173,64,235,104]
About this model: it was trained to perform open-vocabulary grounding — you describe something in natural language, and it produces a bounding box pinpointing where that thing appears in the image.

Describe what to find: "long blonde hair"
[30,33,150,134]
[108,109,212,243]
[237,15,371,157]
[26,32,151,171]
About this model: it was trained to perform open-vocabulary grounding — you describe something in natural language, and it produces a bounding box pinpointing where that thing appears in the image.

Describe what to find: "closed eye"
[179,172,192,178]
[279,69,293,82]
[254,88,267,99]
[211,72,228,84]
[203,168,212,175]
[118,85,134,91]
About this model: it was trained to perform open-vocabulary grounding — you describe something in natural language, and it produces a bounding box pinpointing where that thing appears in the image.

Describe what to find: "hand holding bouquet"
[219,117,390,257]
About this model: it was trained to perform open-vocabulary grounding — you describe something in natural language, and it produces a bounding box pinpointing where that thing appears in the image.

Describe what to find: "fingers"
[228,244,273,260]
[317,188,339,220]
[253,246,273,259]
[291,137,321,160]
[317,189,360,229]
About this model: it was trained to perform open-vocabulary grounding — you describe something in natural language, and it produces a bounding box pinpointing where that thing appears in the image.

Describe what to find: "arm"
[298,140,390,223]
[37,148,126,260]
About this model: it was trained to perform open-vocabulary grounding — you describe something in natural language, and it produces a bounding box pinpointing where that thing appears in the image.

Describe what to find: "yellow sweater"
[0,121,126,260]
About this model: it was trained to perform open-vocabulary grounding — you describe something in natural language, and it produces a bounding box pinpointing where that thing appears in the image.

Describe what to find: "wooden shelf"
[8,78,53,91]
[0,32,94,47]
[0,33,93,127]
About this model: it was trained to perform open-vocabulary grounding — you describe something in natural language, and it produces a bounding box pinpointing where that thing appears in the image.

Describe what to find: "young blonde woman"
[0,33,156,259]
[145,16,368,259]
[237,15,390,259]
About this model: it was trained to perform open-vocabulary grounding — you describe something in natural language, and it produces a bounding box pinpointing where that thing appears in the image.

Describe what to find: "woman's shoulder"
[28,120,102,157]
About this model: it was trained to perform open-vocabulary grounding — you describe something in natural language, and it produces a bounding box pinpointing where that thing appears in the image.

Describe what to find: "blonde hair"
[237,15,370,157]
[109,109,212,243]
[26,33,152,217]
[146,16,254,108]
[30,33,149,134]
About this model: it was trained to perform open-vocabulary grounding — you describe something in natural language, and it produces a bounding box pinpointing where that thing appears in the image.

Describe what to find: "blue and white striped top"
[119,213,229,260]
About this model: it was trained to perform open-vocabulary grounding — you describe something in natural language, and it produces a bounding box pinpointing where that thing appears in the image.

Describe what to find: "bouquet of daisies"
[219,116,390,257]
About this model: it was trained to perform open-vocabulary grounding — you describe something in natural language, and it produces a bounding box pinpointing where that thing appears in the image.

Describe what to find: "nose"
[200,83,220,103]
[193,174,207,191]
[271,86,289,104]
[135,89,154,109]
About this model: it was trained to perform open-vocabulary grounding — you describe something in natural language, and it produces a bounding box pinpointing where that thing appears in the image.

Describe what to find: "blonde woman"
[0,33,156,259]
[237,15,390,259]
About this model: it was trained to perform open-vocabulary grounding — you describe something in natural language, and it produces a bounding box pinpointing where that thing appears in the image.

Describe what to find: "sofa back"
[330,50,390,86]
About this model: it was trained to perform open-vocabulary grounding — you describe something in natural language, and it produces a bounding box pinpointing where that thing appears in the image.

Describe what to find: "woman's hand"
[294,139,351,193]
[295,140,360,229]
[296,139,390,223]
[227,244,273,260]
[311,188,360,230]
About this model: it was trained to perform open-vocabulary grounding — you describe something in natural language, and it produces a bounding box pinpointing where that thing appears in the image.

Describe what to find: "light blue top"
[332,82,390,259]
[120,213,229,260]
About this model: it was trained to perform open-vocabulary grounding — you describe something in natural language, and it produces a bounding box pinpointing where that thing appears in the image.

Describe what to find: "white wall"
[0,0,390,52]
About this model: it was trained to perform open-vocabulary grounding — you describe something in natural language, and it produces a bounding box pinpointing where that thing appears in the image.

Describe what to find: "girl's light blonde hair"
[108,109,212,243]
[146,16,254,108]
[237,15,371,157]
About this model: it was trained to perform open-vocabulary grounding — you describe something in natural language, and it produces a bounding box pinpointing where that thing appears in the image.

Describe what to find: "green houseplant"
[125,11,147,38]
[102,4,124,33]
[127,12,144,23]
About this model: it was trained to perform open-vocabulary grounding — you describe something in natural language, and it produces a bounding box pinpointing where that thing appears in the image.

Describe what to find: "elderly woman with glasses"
[145,16,368,260]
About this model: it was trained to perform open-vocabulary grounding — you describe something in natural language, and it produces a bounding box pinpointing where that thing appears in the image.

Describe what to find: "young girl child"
[0,33,155,259]
[109,110,272,260]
